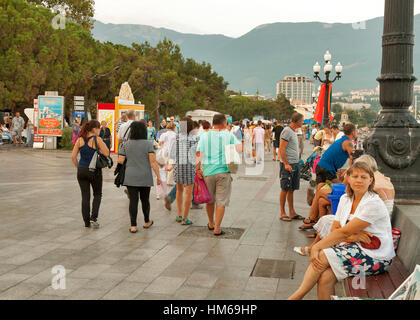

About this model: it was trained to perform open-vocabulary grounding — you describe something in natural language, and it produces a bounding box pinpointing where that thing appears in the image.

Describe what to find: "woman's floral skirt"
[323,243,392,281]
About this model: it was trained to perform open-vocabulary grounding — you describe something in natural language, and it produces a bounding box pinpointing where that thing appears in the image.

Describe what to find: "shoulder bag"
[89,136,113,170]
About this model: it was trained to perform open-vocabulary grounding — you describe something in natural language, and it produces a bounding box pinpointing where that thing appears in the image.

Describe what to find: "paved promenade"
[0,141,344,300]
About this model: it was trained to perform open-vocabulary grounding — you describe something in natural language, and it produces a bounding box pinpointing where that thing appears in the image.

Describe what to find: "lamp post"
[313,51,343,127]
[366,0,420,201]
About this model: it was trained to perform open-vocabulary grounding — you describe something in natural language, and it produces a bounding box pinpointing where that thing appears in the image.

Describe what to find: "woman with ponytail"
[72,120,110,228]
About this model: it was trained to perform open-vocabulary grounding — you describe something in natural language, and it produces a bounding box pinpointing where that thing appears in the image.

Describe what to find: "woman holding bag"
[288,161,395,300]
[168,117,197,225]
[72,120,110,228]
[118,121,162,233]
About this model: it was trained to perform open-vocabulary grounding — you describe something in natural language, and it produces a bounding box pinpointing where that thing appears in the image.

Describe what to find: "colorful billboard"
[38,96,64,136]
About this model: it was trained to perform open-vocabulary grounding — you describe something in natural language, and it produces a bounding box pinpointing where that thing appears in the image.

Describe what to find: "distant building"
[340,112,351,128]
[229,92,267,100]
[276,75,315,105]
[294,104,315,120]
[342,103,372,111]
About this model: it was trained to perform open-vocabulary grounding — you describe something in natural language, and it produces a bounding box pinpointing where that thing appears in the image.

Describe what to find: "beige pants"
[204,172,233,207]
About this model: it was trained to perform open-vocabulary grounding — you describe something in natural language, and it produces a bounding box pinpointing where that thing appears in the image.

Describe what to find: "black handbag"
[93,136,113,169]
[114,159,126,187]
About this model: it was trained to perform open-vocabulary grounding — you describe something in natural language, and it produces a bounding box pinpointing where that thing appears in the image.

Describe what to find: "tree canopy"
[1,0,297,123]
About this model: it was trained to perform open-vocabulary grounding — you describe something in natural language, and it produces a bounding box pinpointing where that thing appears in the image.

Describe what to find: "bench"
[344,256,409,299]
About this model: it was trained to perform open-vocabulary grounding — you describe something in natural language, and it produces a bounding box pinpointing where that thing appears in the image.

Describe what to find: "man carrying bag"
[196,114,242,236]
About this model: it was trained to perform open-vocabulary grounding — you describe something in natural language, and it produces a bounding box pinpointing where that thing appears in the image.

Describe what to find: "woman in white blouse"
[289,161,395,300]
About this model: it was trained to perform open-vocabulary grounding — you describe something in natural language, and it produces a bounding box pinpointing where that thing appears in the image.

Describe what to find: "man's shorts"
[280,162,300,191]
[12,128,22,137]
[273,140,280,148]
[315,165,337,185]
[204,172,233,207]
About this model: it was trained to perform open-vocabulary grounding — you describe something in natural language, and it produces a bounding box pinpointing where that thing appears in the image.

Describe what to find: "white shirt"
[159,130,176,158]
[335,131,345,140]
[253,127,265,144]
[117,120,134,141]
[334,192,396,261]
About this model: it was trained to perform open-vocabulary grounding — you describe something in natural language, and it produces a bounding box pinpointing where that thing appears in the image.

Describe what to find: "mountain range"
[92,15,420,97]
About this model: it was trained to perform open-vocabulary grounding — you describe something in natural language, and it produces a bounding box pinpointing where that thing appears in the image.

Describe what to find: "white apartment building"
[276,75,315,105]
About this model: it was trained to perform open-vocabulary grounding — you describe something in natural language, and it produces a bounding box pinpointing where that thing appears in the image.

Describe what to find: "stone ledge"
[392,204,420,273]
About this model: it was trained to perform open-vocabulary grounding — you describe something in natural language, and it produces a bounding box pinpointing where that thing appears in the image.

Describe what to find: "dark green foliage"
[59,126,73,149]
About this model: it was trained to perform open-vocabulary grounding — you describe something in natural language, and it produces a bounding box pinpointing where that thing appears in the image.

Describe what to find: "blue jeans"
[167,184,198,205]
[2,133,12,142]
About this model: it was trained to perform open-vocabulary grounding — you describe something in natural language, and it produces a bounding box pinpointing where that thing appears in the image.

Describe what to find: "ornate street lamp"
[313,51,343,127]
[366,0,420,201]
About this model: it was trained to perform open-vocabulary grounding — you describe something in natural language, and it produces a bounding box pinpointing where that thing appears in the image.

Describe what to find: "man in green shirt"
[196,114,242,236]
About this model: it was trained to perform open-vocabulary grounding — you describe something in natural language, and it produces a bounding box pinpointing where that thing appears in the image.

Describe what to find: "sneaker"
[90,220,100,229]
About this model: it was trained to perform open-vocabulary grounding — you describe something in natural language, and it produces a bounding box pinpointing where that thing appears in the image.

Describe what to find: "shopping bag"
[225,144,241,174]
[155,148,166,166]
[193,174,212,204]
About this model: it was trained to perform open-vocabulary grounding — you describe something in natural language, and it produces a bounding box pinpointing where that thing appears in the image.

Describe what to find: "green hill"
[92,16,420,97]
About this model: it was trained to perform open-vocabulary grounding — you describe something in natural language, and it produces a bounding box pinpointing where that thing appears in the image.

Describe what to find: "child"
[156,163,167,200]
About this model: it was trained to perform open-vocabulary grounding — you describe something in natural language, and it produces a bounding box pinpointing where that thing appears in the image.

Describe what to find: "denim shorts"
[280,162,300,191]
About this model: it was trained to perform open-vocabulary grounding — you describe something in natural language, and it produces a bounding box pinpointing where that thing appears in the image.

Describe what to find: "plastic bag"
[225,144,241,174]
[193,174,212,204]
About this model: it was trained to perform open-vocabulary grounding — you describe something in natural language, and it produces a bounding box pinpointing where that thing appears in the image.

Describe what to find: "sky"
[94,0,420,38]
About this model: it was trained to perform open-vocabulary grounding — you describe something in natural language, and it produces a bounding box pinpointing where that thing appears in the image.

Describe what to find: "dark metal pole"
[323,73,330,127]
[366,0,420,201]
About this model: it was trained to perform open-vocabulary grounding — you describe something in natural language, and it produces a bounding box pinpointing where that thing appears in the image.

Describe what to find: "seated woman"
[289,161,395,300]
[300,167,347,231]
[295,155,395,256]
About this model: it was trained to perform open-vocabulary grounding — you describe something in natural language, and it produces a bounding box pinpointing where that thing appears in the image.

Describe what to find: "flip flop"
[299,223,315,230]
[129,228,138,233]
[176,216,182,223]
[303,218,316,225]
[291,214,305,220]
[280,216,292,222]
[207,223,214,231]
[143,220,154,229]
[214,230,225,236]
[306,233,317,238]
[294,246,309,256]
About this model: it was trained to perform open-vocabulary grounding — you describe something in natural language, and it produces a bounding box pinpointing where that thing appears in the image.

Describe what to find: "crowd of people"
[70,110,396,300]
[0,112,34,146]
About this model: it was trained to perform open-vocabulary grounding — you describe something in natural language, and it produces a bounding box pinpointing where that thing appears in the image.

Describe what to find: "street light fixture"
[313,50,343,126]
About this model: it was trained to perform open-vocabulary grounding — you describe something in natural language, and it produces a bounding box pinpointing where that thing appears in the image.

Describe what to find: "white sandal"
[294,246,309,256]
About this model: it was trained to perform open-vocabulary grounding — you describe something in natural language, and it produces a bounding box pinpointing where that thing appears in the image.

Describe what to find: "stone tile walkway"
[0,141,345,300]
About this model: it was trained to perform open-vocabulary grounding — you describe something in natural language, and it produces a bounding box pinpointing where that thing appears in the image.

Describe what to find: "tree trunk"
[154,98,160,129]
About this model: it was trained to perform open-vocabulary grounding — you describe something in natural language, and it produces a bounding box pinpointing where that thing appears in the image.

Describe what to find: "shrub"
[59,127,73,150]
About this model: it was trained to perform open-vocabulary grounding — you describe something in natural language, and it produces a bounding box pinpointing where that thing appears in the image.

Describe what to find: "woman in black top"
[99,121,112,151]
[72,120,109,228]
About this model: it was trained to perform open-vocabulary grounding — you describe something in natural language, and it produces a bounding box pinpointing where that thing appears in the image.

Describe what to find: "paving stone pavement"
[0,141,346,300]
